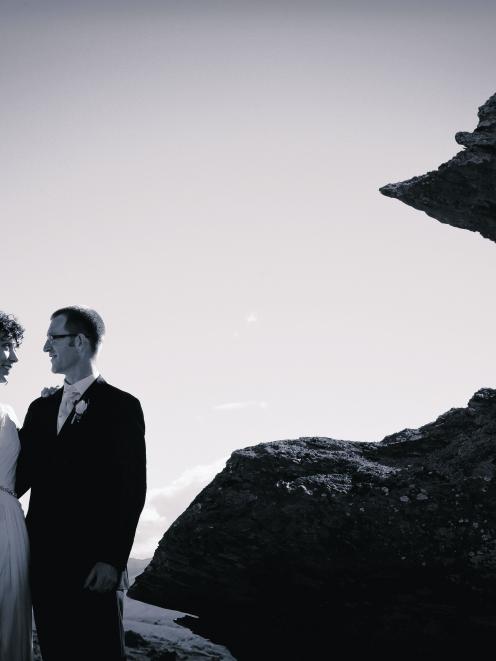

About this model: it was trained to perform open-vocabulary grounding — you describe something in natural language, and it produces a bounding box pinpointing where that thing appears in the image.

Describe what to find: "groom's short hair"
[51,306,105,355]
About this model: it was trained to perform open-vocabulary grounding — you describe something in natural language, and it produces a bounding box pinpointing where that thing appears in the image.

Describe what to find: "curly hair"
[0,311,25,347]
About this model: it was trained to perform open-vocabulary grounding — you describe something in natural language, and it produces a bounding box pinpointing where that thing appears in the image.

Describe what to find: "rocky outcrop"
[380,93,496,241]
[129,389,496,659]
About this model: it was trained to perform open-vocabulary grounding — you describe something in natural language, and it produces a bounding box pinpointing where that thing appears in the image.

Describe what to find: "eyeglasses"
[46,334,78,342]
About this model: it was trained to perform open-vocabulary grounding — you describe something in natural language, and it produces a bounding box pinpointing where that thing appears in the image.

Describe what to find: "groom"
[16,306,147,661]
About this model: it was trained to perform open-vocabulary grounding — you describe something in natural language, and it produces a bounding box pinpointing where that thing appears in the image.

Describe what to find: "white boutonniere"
[72,399,89,424]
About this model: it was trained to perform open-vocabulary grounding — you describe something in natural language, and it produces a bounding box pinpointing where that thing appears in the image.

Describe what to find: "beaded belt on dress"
[0,485,17,498]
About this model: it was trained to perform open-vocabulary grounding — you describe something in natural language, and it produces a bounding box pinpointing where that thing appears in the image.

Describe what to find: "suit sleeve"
[100,396,147,571]
[15,401,39,497]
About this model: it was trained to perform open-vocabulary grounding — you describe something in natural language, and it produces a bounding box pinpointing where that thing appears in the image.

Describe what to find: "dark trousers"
[32,579,126,661]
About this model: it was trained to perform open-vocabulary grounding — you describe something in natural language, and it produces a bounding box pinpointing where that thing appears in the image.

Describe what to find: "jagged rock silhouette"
[129,93,496,660]
[381,93,496,241]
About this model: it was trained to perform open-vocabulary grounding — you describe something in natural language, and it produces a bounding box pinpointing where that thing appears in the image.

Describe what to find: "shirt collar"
[63,372,100,397]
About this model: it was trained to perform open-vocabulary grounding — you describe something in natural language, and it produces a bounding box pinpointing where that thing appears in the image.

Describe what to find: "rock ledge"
[130,389,496,658]
[380,93,496,241]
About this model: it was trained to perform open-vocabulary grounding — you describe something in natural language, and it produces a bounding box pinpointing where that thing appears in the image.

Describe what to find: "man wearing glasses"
[16,306,147,661]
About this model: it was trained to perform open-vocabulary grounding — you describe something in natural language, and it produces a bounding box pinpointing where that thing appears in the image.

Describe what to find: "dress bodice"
[0,402,32,661]
[0,402,20,491]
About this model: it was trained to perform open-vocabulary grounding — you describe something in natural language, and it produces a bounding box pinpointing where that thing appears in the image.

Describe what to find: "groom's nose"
[9,347,18,363]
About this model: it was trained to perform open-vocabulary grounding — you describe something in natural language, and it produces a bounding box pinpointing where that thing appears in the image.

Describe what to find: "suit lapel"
[57,375,108,439]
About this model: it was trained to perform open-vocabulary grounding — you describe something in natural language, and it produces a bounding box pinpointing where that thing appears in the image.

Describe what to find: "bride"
[0,311,32,661]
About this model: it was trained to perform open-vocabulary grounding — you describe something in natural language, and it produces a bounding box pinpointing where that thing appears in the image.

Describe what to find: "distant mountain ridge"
[127,557,151,584]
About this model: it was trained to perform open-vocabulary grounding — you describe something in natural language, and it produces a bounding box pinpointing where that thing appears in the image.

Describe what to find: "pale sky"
[2,1,496,556]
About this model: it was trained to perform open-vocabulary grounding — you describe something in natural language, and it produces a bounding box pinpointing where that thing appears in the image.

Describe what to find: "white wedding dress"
[0,403,32,661]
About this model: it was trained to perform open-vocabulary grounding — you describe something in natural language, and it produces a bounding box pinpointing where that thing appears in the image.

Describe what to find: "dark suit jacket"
[16,376,147,586]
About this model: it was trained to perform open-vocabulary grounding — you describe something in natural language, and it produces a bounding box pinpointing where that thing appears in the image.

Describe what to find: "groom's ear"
[74,333,87,352]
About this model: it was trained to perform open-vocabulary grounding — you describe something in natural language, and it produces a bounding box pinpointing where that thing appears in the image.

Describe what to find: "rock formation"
[129,388,496,659]
[380,93,496,241]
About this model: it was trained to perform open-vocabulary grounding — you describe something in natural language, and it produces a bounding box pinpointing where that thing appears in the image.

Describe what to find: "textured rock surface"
[129,389,496,658]
[380,93,496,241]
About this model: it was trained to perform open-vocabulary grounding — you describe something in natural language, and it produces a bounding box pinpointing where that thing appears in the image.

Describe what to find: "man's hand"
[83,562,119,593]
[41,386,60,398]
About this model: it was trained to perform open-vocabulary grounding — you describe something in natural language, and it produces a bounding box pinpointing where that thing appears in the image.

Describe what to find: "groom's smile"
[44,315,79,375]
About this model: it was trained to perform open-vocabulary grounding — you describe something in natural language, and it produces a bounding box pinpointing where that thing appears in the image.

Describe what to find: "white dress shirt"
[57,373,99,434]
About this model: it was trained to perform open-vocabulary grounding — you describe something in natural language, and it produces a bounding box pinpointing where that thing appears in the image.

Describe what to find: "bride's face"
[0,335,19,384]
